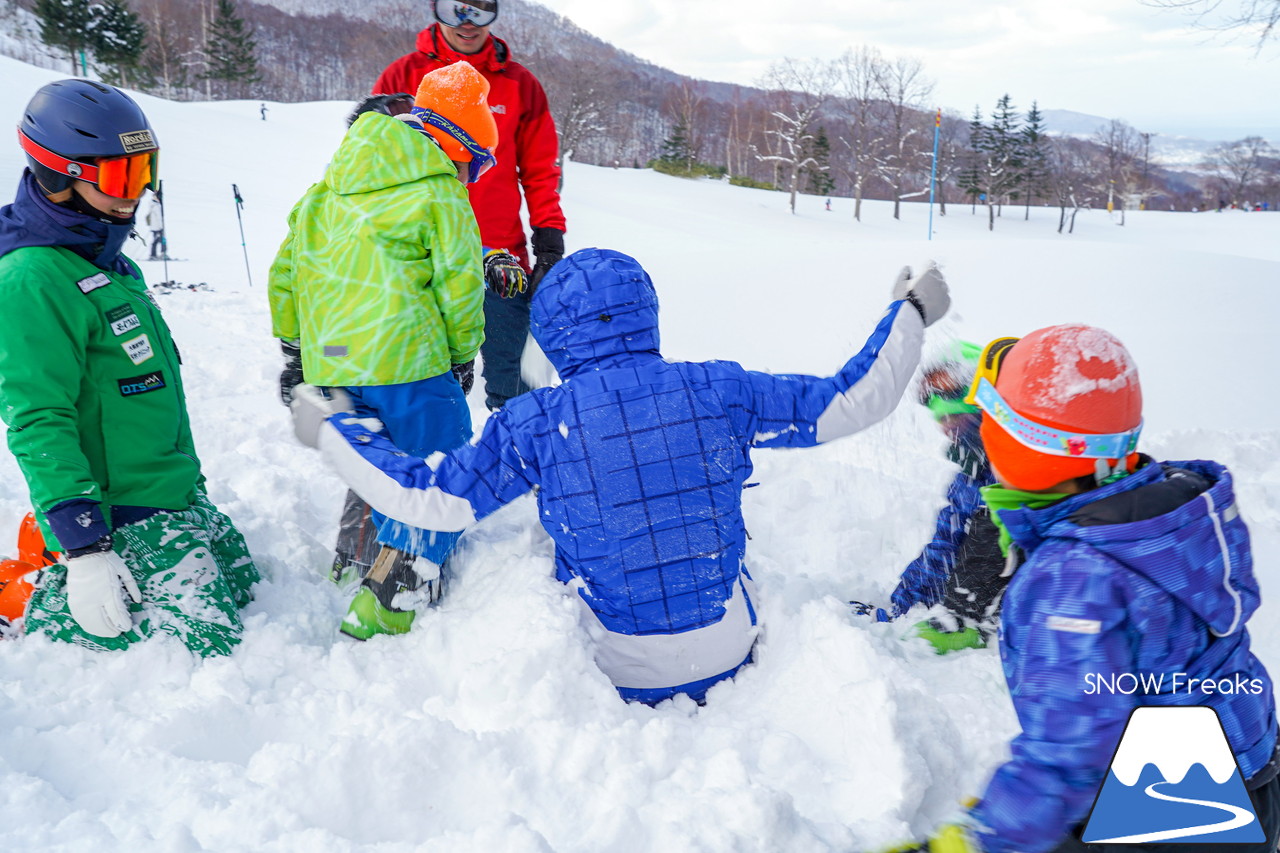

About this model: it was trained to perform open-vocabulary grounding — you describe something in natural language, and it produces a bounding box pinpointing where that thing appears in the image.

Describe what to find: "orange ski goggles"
[18,127,159,199]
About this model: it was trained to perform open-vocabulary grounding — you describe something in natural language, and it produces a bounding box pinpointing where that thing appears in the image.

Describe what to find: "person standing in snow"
[850,342,1006,653]
[374,0,565,411]
[146,197,165,260]
[290,247,950,704]
[0,80,259,656]
[874,327,1279,853]
[269,64,491,640]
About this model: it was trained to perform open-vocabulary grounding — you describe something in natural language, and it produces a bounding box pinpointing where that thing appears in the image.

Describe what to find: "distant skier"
[850,342,1005,653]
[146,197,165,259]
[268,64,493,640]
[290,247,951,704]
[872,326,1279,853]
[260,102,268,121]
[0,80,259,655]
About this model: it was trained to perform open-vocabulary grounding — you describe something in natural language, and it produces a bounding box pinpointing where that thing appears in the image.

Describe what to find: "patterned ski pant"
[24,494,259,657]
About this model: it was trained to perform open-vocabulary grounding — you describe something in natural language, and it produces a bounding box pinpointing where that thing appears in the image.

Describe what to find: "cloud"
[550,0,1278,134]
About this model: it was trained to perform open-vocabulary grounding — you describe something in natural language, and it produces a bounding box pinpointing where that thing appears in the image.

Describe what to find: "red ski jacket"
[374,25,565,266]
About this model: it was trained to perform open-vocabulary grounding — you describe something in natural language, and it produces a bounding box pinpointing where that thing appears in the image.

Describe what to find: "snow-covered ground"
[1,55,1279,852]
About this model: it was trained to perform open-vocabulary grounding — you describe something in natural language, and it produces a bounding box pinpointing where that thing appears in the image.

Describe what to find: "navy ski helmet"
[17,79,159,198]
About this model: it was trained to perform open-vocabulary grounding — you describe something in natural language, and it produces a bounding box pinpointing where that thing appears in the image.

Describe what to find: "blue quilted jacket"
[321,248,927,641]
[970,459,1276,853]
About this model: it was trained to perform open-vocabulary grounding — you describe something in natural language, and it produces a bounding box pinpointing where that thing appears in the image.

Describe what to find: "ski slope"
[1,55,1279,852]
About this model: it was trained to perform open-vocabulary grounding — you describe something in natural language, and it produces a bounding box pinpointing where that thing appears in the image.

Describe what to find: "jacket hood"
[1001,459,1259,637]
[325,112,456,195]
[416,24,509,73]
[530,248,661,378]
[0,171,135,274]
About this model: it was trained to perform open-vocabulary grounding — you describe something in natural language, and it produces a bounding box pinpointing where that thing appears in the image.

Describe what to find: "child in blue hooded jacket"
[880,325,1278,853]
[289,247,951,704]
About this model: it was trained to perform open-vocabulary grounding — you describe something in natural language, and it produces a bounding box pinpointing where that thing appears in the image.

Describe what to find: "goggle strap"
[17,128,100,184]
[411,107,495,182]
[413,108,486,157]
[974,378,1142,460]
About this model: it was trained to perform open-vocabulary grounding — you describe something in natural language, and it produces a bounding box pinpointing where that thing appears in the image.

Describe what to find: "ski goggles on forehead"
[411,107,496,183]
[18,128,158,199]
[963,336,1021,406]
[973,377,1143,459]
[434,0,498,28]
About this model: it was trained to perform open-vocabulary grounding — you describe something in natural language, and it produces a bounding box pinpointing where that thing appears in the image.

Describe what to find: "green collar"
[980,484,1072,556]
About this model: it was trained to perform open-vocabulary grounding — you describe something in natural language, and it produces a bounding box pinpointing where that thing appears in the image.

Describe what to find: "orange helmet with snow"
[976,324,1143,491]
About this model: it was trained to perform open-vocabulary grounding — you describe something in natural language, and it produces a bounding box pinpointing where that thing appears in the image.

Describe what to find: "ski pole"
[157,180,170,285]
[232,183,253,288]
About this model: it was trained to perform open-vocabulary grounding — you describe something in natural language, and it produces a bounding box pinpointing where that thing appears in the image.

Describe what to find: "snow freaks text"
[1084,673,1266,696]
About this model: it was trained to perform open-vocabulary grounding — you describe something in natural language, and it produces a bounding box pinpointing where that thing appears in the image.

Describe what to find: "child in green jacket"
[0,80,258,656]
[268,63,494,640]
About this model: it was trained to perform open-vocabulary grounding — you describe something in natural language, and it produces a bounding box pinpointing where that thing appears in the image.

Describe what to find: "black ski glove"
[483,249,528,298]
[279,339,304,406]
[451,359,475,395]
[528,226,565,292]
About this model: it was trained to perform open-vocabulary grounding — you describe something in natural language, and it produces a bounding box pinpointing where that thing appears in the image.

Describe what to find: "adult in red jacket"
[374,0,566,411]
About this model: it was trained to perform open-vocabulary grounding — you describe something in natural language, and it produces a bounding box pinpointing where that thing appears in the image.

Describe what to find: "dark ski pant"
[1049,766,1280,853]
[480,288,532,410]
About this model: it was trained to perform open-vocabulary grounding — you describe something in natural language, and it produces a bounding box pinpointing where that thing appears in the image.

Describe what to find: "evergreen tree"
[972,94,1026,230]
[802,127,835,195]
[659,123,693,171]
[34,0,94,74]
[956,105,987,213]
[1020,101,1050,220]
[90,0,147,88]
[201,0,260,98]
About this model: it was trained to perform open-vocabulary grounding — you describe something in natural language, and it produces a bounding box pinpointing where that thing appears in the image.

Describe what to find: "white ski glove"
[892,262,951,327]
[65,550,141,638]
[290,384,355,449]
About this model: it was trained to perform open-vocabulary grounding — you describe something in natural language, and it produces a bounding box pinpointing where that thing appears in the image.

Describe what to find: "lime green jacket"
[268,112,485,387]
[0,247,201,549]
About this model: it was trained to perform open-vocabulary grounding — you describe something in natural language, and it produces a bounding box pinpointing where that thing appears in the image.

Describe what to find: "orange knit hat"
[413,62,499,164]
[979,324,1143,491]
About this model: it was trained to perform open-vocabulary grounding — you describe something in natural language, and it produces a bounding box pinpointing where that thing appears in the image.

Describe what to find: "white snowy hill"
[1,55,1278,851]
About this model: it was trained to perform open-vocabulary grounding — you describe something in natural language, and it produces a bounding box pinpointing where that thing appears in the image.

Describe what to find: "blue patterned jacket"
[970,459,1276,853]
[320,248,927,654]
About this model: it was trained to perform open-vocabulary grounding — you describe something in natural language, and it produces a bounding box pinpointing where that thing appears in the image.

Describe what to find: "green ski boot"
[340,587,415,640]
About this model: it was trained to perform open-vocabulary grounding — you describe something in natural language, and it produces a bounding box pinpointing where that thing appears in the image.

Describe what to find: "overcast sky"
[549,0,1279,140]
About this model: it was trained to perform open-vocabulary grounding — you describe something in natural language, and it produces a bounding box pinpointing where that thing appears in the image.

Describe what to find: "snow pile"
[0,55,1278,851]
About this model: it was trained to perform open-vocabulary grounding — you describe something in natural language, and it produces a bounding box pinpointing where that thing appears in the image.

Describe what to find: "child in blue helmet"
[290,247,951,704]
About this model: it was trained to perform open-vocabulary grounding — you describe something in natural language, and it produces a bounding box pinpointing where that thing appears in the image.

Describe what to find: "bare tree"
[832,46,887,221]
[1142,0,1280,48]
[1203,136,1279,203]
[755,57,834,213]
[872,55,934,220]
[930,115,968,216]
[1047,137,1096,234]
[537,54,614,174]
[1093,119,1142,225]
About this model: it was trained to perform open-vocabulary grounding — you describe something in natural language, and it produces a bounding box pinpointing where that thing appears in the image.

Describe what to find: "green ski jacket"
[0,246,201,550]
[268,112,486,387]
